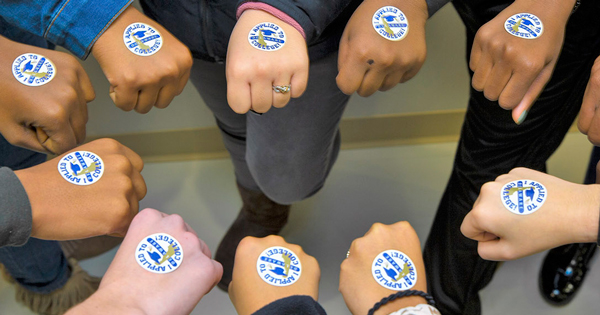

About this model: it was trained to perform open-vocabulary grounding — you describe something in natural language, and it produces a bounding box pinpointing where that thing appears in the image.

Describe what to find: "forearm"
[65,290,145,315]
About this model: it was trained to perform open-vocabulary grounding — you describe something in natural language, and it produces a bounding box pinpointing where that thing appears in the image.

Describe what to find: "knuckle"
[110,154,134,174]
[96,138,123,152]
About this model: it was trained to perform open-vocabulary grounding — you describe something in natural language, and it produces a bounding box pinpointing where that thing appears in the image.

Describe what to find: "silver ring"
[273,85,291,94]
[346,251,350,259]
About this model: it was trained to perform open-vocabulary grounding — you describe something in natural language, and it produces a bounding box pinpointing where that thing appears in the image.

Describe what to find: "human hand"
[577,55,600,145]
[14,138,147,240]
[229,235,320,315]
[0,35,94,155]
[337,0,428,97]
[470,0,575,124]
[461,167,600,261]
[91,6,192,114]
[226,9,309,114]
[339,222,427,315]
[66,208,223,315]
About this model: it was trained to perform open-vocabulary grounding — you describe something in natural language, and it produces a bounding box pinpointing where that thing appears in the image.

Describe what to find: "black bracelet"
[367,290,436,315]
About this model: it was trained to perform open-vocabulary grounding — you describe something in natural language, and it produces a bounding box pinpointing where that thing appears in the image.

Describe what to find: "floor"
[1,132,598,315]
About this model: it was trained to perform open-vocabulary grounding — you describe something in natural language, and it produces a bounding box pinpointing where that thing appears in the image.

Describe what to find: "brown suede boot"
[215,183,291,291]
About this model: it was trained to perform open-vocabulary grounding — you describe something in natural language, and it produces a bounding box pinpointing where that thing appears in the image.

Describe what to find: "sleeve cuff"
[426,0,452,17]
[252,295,326,315]
[0,167,32,247]
[237,2,306,39]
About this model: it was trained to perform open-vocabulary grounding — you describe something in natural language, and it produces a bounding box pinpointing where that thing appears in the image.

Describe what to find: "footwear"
[215,183,290,291]
[2,258,100,315]
[59,235,123,261]
[538,243,596,306]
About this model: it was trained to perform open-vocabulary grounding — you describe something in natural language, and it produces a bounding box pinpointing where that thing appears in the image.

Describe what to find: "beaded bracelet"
[367,290,436,315]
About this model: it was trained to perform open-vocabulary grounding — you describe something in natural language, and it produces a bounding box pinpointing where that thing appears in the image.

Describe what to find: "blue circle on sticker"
[57,151,104,186]
[12,53,56,87]
[501,179,547,215]
[504,13,543,39]
[372,6,409,41]
[123,23,163,56]
[256,246,301,286]
[136,233,184,274]
[372,250,417,291]
[248,23,286,51]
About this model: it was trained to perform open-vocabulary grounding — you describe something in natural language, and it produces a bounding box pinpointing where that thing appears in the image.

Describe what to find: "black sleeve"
[0,167,32,247]
[252,295,328,315]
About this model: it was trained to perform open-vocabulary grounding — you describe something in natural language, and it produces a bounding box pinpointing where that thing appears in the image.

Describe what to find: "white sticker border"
[372,6,410,42]
[500,179,547,215]
[256,246,302,287]
[371,249,418,291]
[123,22,163,56]
[57,150,105,186]
[135,233,184,274]
[247,22,287,51]
[12,53,56,87]
[504,13,544,39]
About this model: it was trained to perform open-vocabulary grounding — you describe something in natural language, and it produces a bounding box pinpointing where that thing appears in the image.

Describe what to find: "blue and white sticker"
[57,151,104,186]
[256,246,301,286]
[123,23,163,56]
[12,53,56,87]
[504,13,543,39]
[372,249,417,291]
[248,23,286,51]
[372,6,409,41]
[501,179,547,215]
[136,233,184,274]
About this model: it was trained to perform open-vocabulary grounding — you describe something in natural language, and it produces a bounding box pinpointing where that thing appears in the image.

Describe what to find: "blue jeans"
[0,19,69,294]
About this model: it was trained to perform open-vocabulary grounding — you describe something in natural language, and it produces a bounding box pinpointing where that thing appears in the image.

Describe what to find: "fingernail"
[516,110,528,125]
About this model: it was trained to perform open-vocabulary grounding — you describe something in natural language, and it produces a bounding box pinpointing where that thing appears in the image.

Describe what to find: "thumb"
[512,66,553,125]
[477,239,506,261]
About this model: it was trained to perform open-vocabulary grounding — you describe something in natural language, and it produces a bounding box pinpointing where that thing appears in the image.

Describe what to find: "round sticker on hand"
[123,23,163,56]
[256,246,301,286]
[12,53,56,86]
[372,6,409,41]
[372,249,417,291]
[248,23,286,51]
[504,13,543,39]
[501,179,547,215]
[136,233,184,274]
[57,151,104,185]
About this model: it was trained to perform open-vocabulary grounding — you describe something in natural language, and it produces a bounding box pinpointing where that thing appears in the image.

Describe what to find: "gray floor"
[1,132,598,315]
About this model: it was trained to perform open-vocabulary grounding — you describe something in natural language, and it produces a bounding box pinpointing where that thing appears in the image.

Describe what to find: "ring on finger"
[272,85,291,94]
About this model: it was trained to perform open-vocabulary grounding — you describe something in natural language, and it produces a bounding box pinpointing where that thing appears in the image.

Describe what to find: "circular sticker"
[248,23,286,51]
[372,6,409,41]
[372,249,417,291]
[136,233,184,274]
[12,53,56,86]
[504,13,543,39]
[123,23,163,56]
[501,179,547,215]
[256,246,301,286]
[57,151,104,185]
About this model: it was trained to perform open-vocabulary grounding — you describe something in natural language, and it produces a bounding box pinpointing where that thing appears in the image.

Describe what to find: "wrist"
[579,184,600,244]
[373,296,428,315]
[67,288,146,315]
[236,4,305,39]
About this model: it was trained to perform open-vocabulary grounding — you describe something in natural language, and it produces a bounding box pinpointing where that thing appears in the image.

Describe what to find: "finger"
[460,212,487,241]
[135,87,160,114]
[177,67,191,94]
[272,81,292,108]
[198,237,212,257]
[357,69,386,97]
[380,72,403,91]
[131,170,147,200]
[227,79,251,114]
[577,78,596,135]
[469,39,483,72]
[290,65,308,99]
[114,144,144,172]
[477,239,506,261]
[250,80,272,113]
[471,53,493,92]
[7,126,48,153]
[70,86,89,145]
[482,62,512,102]
[110,85,139,112]
[586,109,600,145]
[40,123,78,155]
[336,56,368,95]
[184,222,198,236]
[511,66,553,124]
[128,193,141,223]
[77,66,96,102]
[155,83,179,109]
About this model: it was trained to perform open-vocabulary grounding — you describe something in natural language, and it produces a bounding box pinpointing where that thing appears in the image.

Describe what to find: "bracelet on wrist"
[367,290,436,315]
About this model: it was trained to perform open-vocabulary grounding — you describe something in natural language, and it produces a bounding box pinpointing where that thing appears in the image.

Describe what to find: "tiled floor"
[1,132,598,315]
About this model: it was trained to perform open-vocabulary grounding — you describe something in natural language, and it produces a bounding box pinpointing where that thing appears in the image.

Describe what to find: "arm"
[0,167,33,247]
[461,167,600,261]
[66,208,223,315]
[469,0,576,124]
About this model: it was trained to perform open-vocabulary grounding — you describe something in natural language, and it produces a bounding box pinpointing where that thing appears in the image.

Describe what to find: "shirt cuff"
[0,167,32,247]
[236,2,306,39]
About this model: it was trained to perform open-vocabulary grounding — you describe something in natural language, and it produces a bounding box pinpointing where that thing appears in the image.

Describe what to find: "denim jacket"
[0,0,133,59]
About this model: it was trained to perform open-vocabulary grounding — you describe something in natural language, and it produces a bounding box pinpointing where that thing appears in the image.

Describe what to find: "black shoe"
[538,243,596,306]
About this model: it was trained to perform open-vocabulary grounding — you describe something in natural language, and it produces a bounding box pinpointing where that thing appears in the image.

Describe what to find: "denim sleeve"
[0,167,32,248]
[0,0,133,59]
[252,295,327,315]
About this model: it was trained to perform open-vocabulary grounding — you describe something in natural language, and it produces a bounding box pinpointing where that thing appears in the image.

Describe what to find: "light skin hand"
[337,0,428,97]
[461,167,600,261]
[14,138,147,240]
[226,9,309,114]
[577,55,600,145]
[0,35,94,155]
[66,208,223,315]
[91,6,192,114]
[339,222,427,315]
[229,235,320,315]
[470,0,575,124]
